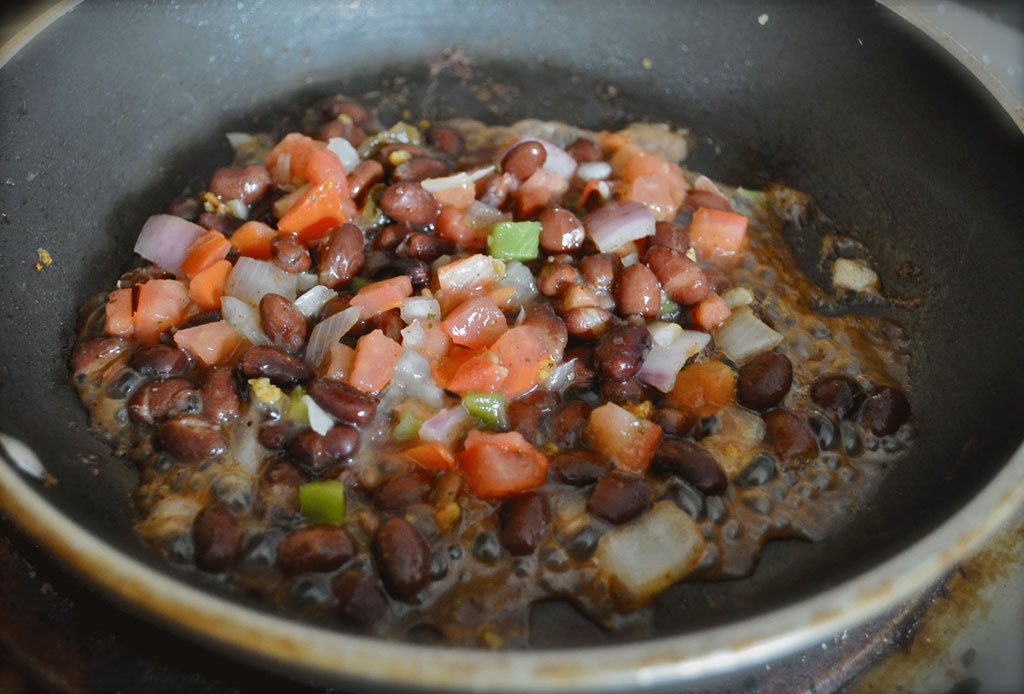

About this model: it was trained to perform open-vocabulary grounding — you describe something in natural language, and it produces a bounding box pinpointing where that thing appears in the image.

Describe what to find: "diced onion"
[295,272,319,292]
[832,258,879,292]
[224,199,249,220]
[305,306,360,368]
[583,201,656,253]
[391,349,444,408]
[464,200,511,230]
[714,306,783,363]
[495,261,538,308]
[326,137,361,173]
[419,406,472,448]
[721,286,755,309]
[224,257,299,305]
[133,214,207,276]
[400,297,441,324]
[576,161,612,181]
[421,165,495,193]
[638,330,711,392]
[229,412,266,474]
[646,321,683,348]
[400,320,426,349]
[303,394,335,436]
[225,132,257,150]
[437,254,503,293]
[221,296,271,346]
[620,253,638,268]
[499,136,577,179]
[542,358,578,392]
[294,285,337,319]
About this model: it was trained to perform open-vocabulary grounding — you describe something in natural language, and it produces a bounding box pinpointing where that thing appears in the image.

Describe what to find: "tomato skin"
[305,147,350,199]
[188,258,233,311]
[442,296,508,349]
[350,276,413,320]
[229,221,277,260]
[133,279,189,343]
[349,329,402,395]
[402,442,457,471]
[688,207,748,262]
[276,179,348,242]
[457,430,548,500]
[173,320,241,366]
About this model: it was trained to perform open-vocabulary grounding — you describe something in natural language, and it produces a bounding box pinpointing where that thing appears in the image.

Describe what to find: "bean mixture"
[70,96,913,646]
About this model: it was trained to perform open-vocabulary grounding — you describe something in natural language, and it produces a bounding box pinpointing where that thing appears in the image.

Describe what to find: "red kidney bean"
[520,302,568,355]
[499,491,552,555]
[260,294,307,352]
[192,504,240,572]
[209,165,272,204]
[550,450,609,486]
[317,223,365,289]
[117,264,174,289]
[370,309,405,343]
[476,172,517,209]
[321,96,369,124]
[333,570,388,625]
[653,438,727,494]
[378,144,431,166]
[651,221,691,253]
[70,336,129,375]
[538,261,580,297]
[374,469,434,511]
[197,212,242,234]
[811,374,866,420]
[128,345,189,378]
[379,183,440,226]
[579,253,621,290]
[319,294,353,321]
[307,379,377,425]
[651,407,701,438]
[199,367,242,423]
[644,246,708,305]
[763,409,819,461]
[501,141,546,181]
[588,472,651,524]
[547,400,591,448]
[128,378,198,425]
[425,123,464,157]
[372,517,430,599]
[257,421,289,450]
[240,345,314,386]
[616,263,661,319]
[316,120,367,147]
[395,232,454,262]
[270,234,312,274]
[372,258,431,289]
[562,307,614,339]
[155,416,227,461]
[565,137,602,163]
[737,352,793,411]
[347,160,385,201]
[258,459,307,516]
[287,424,360,469]
[373,223,410,251]
[538,207,585,253]
[594,323,652,381]
[392,157,450,183]
[507,390,559,442]
[276,525,356,575]
[164,197,201,221]
[863,386,911,436]
[600,378,646,405]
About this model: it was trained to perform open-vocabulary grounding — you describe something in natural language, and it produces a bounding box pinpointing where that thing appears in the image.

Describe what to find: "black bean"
[192,504,240,572]
[651,407,701,438]
[317,224,365,289]
[276,525,356,575]
[239,345,314,386]
[257,459,307,517]
[307,379,377,426]
[209,165,272,204]
[501,141,546,181]
[395,232,454,262]
[664,478,705,520]
[164,197,201,222]
[810,374,866,420]
[259,294,307,352]
[374,469,433,511]
[471,532,502,563]
[128,345,189,378]
[763,409,819,461]
[600,378,646,405]
[863,385,911,436]
[155,416,228,461]
[317,120,367,147]
[332,570,388,626]
[588,472,651,524]
[392,157,450,183]
[197,212,242,234]
[427,552,449,581]
[616,263,661,320]
[372,258,431,288]
[257,421,289,450]
[652,438,728,494]
[270,234,312,274]
[737,352,792,410]
[372,517,430,599]
[565,524,602,561]
[104,368,148,400]
[198,367,241,424]
[476,172,516,209]
[425,122,465,157]
[737,453,778,487]
[550,450,608,486]
[498,492,552,555]
[127,379,197,425]
[379,183,440,226]
[287,425,360,469]
[547,400,591,448]
[71,337,130,375]
[644,245,708,305]
[594,323,651,381]
[807,412,839,450]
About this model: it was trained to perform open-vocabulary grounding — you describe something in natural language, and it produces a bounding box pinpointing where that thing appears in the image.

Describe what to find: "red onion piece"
[419,406,472,448]
[637,330,711,392]
[583,200,656,253]
[133,214,207,276]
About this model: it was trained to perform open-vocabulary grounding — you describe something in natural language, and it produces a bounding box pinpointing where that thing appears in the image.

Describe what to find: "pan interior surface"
[0,0,1022,680]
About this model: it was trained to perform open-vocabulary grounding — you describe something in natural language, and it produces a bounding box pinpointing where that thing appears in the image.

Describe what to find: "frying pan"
[1,0,1022,691]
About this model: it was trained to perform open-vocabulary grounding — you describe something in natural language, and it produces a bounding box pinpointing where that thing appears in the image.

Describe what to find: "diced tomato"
[487,285,517,310]
[229,221,277,260]
[348,329,402,394]
[584,402,663,473]
[133,279,189,343]
[265,132,316,183]
[305,147,351,199]
[180,230,231,279]
[434,180,476,209]
[690,291,732,331]
[625,175,680,222]
[273,183,312,219]
[441,296,508,349]
[666,359,735,417]
[173,320,241,366]
[431,345,478,389]
[688,207,748,262]
[320,342,356,382]
[277,179,348,242]
[446,352,509,396]
[436,205,488,251]
[410,319,451,360]
[620,151,687,222]
[188,258,233,311]
[457,430,549,500]
[401,441,457,472]
[489,325,554,399]
[350,275,413,320]
[511,169,568,217]
[104,288,134,338]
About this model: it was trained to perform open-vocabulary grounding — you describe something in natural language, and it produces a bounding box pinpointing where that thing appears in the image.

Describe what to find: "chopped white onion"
[646,321,684,348]
[832,258,879,292]
[419,406,472,448]
[576,161,612,181]
[305,306,360,368]
[224,257,299,305]
[295,272,319,292]
[637,330,712,392]
[293,285,337,319]
[326,137,361,173]
[583,200,656,253]
[133,214,207,276]
[542,358,578,392]
[499,136,577,179]
[400,297,441,324]
[714,306,783,363]
[721,286,755,309]
[400,320,426,349]
[221,296,272,346]
[420,165,495,194]
[595,501,706,609]
[495,261,538,308]
[272,152,292,188]
[303,395,335,436]
[225,132,257,150]
[391,349,444,408]
[620,252,638,268]
[464,200,511,230]
[229,413,266,475]
[437,254,503,293]
[224,199,249,220]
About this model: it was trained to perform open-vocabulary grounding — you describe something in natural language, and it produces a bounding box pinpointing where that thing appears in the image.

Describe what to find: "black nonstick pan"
[0,1,1022,691]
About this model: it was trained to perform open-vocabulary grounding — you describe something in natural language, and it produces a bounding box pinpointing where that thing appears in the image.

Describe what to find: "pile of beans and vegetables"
[70,96,913,646]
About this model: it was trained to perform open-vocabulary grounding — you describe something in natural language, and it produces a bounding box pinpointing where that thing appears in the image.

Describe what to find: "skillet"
[0,0,1022,690]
